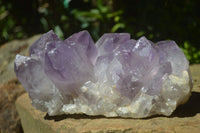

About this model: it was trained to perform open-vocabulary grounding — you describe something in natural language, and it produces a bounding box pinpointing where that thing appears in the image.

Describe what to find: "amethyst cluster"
[14,30,192,118]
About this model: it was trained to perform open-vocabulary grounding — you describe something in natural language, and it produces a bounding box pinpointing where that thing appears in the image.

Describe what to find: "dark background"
[0,0,200,63]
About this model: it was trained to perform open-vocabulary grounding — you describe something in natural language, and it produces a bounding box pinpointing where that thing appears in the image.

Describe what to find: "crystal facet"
[14,30,192,118]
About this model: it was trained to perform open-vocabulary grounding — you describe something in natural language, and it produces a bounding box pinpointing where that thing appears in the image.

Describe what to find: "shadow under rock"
[44,114,107,121]
[44,92,200,121]
[170,91,200,118]
[44,113,134,121]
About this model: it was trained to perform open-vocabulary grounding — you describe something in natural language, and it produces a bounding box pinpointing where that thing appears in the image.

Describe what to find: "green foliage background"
[0,0,200,63]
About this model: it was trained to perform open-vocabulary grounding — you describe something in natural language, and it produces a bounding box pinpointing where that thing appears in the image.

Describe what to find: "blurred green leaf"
[61,15,68,22]
[54,25,64,39]
[16,31,24,38]
[107,10,123,18]
[148,34,154,39]
[2,29,8,39]
[63,0,71,8]
[97,0,108,13]
[181,41,200,63]
[40,17,49,32]
[136,31,145,37]
[111,23,125,32]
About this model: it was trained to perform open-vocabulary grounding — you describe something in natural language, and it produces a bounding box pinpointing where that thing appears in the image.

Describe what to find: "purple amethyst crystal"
[14,30,192,118]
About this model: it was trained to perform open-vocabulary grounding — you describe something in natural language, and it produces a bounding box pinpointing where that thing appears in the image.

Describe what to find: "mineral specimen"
[14,30,192,118]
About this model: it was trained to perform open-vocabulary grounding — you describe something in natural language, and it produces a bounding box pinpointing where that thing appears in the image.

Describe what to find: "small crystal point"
[65,30,97,65]
[96,33,130,56]
[14,31,192,118]
[29,30,60,57]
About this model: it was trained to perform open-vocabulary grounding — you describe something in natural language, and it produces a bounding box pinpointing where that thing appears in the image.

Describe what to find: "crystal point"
[14,31,192,118]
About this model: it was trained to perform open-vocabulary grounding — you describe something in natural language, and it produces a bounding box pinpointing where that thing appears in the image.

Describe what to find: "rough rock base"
[16,93,200,133]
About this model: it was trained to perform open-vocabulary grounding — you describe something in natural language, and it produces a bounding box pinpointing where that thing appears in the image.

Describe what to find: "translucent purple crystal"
[14,30,192,118]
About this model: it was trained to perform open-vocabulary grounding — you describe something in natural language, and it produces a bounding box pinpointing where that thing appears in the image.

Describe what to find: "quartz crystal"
[14,30,192,118]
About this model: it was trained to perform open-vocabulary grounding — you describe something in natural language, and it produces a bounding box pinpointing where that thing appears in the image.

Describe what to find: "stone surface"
[0,79,25,133]
[14,31,192,118]
[15,64,200,133]
[0,34,41,133]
